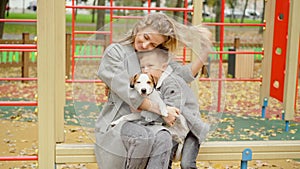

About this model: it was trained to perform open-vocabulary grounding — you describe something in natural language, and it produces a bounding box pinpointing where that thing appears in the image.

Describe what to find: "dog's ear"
[149,74,157,88]
[130,74,138,88]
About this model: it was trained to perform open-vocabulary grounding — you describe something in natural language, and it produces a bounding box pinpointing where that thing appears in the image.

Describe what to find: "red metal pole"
[0,78,37,81]
[65,5,192,12]
[147,0,151,14]
[182,0,189,65]
[66,79,102,83]
[217,0,225,112]
[204,22,265,27]
[0,44,37,49]
[0,156,38,161]
[0,101,37,106]
[110,0,113,43]
[71,0,76,80]
[74,31,111,34]
[199,78,262,82]
[0,19,36,22]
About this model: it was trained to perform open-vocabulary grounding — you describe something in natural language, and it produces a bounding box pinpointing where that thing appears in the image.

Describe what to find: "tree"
[174,0,183,21]
[0,0,9,39]
[96,0,105,40]
[259,0,265,34]
[240,0,249,23]
[91,0,97,23]
[214,0,221,42]
[226,0,238,22]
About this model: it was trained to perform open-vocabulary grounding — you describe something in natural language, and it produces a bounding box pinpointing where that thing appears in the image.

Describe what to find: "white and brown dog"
[111,73,189,161]
[110,73,168,126]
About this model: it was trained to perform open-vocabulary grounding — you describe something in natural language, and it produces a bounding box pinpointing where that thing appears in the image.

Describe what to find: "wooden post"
[191,0,203,100]
[260,0,275,105]
[22,33,30,79]
[234,37,240,49]
[37,0,65,168]
[283,0,300,120]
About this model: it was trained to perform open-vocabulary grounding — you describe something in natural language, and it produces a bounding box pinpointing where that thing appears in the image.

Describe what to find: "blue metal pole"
[282,110,290,132]
[261,98,268,118]
[285,121,290,132]
[240,148,252,169]
[241,161,248,169]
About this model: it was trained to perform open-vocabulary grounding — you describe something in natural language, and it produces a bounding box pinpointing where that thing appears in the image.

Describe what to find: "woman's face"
[134,27,167,52]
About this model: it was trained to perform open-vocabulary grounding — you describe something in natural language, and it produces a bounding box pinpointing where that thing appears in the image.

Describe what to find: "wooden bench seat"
[56,140,300,163]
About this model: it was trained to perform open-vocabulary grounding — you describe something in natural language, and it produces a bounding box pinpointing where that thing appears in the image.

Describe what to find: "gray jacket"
[95,43,195,168]
[158,66,210,143]
[141,66,209,143]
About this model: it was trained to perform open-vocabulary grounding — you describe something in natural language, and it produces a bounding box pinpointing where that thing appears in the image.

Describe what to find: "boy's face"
[139,53,166,79]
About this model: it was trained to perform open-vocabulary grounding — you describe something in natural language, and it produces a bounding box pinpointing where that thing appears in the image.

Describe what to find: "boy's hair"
[137,46,170,65]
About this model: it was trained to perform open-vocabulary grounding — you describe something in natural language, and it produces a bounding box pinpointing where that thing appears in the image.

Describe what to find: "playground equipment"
[0,0,300,169]
[260,0,300,131]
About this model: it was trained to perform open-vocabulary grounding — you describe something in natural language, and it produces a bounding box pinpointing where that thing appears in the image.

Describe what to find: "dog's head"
[130,73,157,96]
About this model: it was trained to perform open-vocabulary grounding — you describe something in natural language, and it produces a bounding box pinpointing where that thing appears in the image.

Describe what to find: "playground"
[1,0,300,168]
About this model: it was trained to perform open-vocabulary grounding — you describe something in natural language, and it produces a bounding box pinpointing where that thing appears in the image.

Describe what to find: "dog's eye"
[147,81,151,84]
[137,81,141,84]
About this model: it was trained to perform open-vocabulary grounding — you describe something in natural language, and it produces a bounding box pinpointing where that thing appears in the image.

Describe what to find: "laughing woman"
[95,13,212,169]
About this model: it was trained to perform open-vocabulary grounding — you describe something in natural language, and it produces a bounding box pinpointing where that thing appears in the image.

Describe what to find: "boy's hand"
[163,106,180,126]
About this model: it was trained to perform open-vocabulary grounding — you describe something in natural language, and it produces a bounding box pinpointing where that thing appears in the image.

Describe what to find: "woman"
[95,13,212,169]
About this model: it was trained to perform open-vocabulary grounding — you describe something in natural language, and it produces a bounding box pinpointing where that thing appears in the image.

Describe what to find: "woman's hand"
[162,106,180,126]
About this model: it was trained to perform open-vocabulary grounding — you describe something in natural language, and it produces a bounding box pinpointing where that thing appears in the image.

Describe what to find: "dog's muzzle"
[141,88,147,94]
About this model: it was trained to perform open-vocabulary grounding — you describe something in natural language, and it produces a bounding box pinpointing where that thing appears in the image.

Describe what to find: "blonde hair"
[118,13,178,52]
[119,13,212,62]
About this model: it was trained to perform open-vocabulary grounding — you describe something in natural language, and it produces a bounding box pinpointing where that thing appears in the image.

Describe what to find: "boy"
[138,47,210,169]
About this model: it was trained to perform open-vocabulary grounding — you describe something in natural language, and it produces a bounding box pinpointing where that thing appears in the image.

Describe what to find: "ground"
[0,120,300,169]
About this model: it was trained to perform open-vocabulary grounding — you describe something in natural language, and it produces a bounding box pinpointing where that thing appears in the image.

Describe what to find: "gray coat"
[95,43,195,169]
[157,66,210,143]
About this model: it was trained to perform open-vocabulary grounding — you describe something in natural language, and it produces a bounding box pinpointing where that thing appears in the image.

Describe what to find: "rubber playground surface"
[0,67,300,168]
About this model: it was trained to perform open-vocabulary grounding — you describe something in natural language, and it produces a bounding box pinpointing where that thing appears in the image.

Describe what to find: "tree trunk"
[174,0,183,21]
[215,0,221,42]
[241,0,249,23]
[0,0,9,39]
[156,0,161,12]
[259,0,265,34]
[91,0,96,23]
[96,0,105,40]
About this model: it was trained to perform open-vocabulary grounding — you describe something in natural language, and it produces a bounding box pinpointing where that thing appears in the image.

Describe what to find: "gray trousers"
[168,131,200,169]
[121,122,172,169]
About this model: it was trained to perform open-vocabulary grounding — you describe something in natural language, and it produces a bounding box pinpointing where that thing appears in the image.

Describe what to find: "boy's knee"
[153,130,172,152]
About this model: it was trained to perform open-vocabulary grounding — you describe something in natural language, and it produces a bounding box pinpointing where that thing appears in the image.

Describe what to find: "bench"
[56,140,300,163]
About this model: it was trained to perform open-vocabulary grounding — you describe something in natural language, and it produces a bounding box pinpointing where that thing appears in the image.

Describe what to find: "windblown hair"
[118,13,212,63]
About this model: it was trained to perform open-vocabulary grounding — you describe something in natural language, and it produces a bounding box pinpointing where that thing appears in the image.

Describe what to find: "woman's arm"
[98,44,173,117]
[98,44,144,109]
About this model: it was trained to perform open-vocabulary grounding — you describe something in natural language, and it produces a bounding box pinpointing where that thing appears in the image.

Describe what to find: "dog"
[110,73,168,126]
[110,73,189,161]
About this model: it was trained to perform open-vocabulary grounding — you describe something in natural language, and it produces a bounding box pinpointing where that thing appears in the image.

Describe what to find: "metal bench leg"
[240,148,252,169]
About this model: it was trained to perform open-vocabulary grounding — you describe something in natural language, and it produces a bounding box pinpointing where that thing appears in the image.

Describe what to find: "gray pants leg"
[146,131,172,169]
[121,122,172,169]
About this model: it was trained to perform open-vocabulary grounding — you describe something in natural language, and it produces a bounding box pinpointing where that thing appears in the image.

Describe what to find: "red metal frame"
[0,156,38,161]
[269,0,290,102]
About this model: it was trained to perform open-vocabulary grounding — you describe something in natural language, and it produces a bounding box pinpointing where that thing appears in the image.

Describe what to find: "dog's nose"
[141,88,147,94]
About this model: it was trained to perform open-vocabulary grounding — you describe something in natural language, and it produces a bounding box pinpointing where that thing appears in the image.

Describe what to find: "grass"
[3,12,263,36]
[4,13,112,35]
